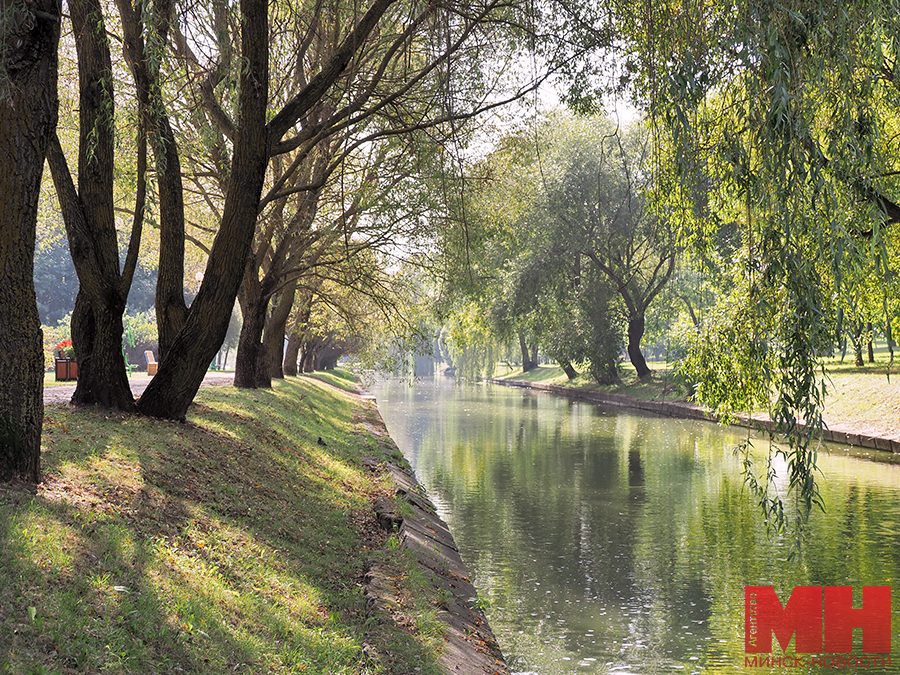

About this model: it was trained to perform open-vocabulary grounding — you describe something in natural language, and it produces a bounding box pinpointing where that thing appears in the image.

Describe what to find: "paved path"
[44,372,235,405]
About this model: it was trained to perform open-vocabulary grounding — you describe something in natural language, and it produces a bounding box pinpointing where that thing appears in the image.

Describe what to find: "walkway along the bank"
[357,399,510,675]
[491,378,900,455]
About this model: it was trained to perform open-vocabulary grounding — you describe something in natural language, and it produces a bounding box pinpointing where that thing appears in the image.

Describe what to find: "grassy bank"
[1,372,444,675]
[494,360,685,402]
[496,355,900,439]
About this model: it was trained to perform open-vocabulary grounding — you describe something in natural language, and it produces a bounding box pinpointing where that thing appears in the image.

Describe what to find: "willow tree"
[444,112,672,382]
[0,0,60,481]
[558,0,900,537]
[47,0,144,411]
[164,0,545,394]
[546,118,676,379]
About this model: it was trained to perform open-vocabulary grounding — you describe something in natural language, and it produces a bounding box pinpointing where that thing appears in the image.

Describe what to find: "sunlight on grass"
[14,510,77,576]
[0,376,446,674]
[305,368,360,393]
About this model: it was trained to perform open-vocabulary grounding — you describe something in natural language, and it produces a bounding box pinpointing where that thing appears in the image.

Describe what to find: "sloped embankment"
[355,401,510,675]
[493,377,900,454]
[0,372,506,674]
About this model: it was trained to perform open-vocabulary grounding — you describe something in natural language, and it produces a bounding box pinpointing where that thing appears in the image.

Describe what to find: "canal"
[371,376,900,674]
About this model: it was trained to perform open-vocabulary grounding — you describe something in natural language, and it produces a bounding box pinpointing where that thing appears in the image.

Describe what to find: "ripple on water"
[372,378,900,675]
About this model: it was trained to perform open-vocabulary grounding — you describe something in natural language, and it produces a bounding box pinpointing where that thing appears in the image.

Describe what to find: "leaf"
[27,606,36,622]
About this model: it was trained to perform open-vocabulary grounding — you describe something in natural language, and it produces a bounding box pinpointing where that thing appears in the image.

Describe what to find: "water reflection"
[372,377,900,674]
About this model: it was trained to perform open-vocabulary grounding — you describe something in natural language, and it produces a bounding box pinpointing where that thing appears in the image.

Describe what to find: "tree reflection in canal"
[372,377,900,674]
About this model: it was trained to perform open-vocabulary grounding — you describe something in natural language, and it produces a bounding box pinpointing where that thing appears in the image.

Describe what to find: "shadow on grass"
[0,377,442,674]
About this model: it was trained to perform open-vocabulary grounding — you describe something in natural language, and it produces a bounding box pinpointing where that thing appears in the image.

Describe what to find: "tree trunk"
[136,0,401,420]
[136,0,270,419]
[69,291,134,408]
[234,265,273,389]
[46,0,137,412]
[558,359,578,380]
[0,0,60,482]
[679,294,699,327]
[115,0,187,360]
[301,348,315,373]
[284,296,312,377]
[851,322,864,367]
[627,315,652,379]
[47,141,136,410]
[234,315,270,388]
[867,322,875,363]
[885,298,894,363]
[263,280,297,380]
[519,332,535,372]
[301,336,321,373]
[283,332,301,377]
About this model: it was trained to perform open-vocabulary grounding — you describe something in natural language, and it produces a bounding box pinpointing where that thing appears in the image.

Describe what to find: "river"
[371,376,900,674]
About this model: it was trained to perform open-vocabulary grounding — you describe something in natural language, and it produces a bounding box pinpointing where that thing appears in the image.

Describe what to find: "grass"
[1,375,445,674]
[304,368,363,394]
[494,360,686,402]
[818,353,900,438]
[496,353,900,439]
[43,371,74,388]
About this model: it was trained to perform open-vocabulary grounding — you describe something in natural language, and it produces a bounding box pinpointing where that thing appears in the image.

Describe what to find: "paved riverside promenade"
[492,378,900,455]
[44,372,235,405]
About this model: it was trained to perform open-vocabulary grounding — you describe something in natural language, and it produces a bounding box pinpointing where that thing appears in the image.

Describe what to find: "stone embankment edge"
[491,378,900,455]
[357,400,510,675]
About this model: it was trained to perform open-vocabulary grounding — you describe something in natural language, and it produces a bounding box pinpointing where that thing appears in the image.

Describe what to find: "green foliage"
[440,110,681,382]
[577,274,624,384]
[443,301,500,382]
[555,0,900,543]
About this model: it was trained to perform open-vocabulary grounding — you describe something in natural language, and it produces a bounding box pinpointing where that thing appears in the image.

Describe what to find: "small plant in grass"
[470,595,492,611]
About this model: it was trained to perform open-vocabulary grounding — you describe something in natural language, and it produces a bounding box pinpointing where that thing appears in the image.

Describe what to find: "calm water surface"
[371,377,900,674]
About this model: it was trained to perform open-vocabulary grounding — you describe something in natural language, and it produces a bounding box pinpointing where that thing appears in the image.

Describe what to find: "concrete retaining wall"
[361,405,510,675]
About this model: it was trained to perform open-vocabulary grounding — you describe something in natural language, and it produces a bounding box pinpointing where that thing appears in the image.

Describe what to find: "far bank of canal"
[371,376,900,675]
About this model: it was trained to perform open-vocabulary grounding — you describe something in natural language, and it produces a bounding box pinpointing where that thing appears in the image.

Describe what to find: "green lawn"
[494,360,686,401]
[818,354,900,438]
[1,376,444,674]
[497,354,900,438]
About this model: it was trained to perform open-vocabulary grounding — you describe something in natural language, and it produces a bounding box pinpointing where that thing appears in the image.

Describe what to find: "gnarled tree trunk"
[0,0,60,481]
[263,280,297,380]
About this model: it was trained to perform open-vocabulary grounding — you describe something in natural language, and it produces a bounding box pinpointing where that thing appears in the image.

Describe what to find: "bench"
[145,350,158,376]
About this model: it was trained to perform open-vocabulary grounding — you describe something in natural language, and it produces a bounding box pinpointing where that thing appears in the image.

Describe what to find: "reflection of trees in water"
[374,379,900,674]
